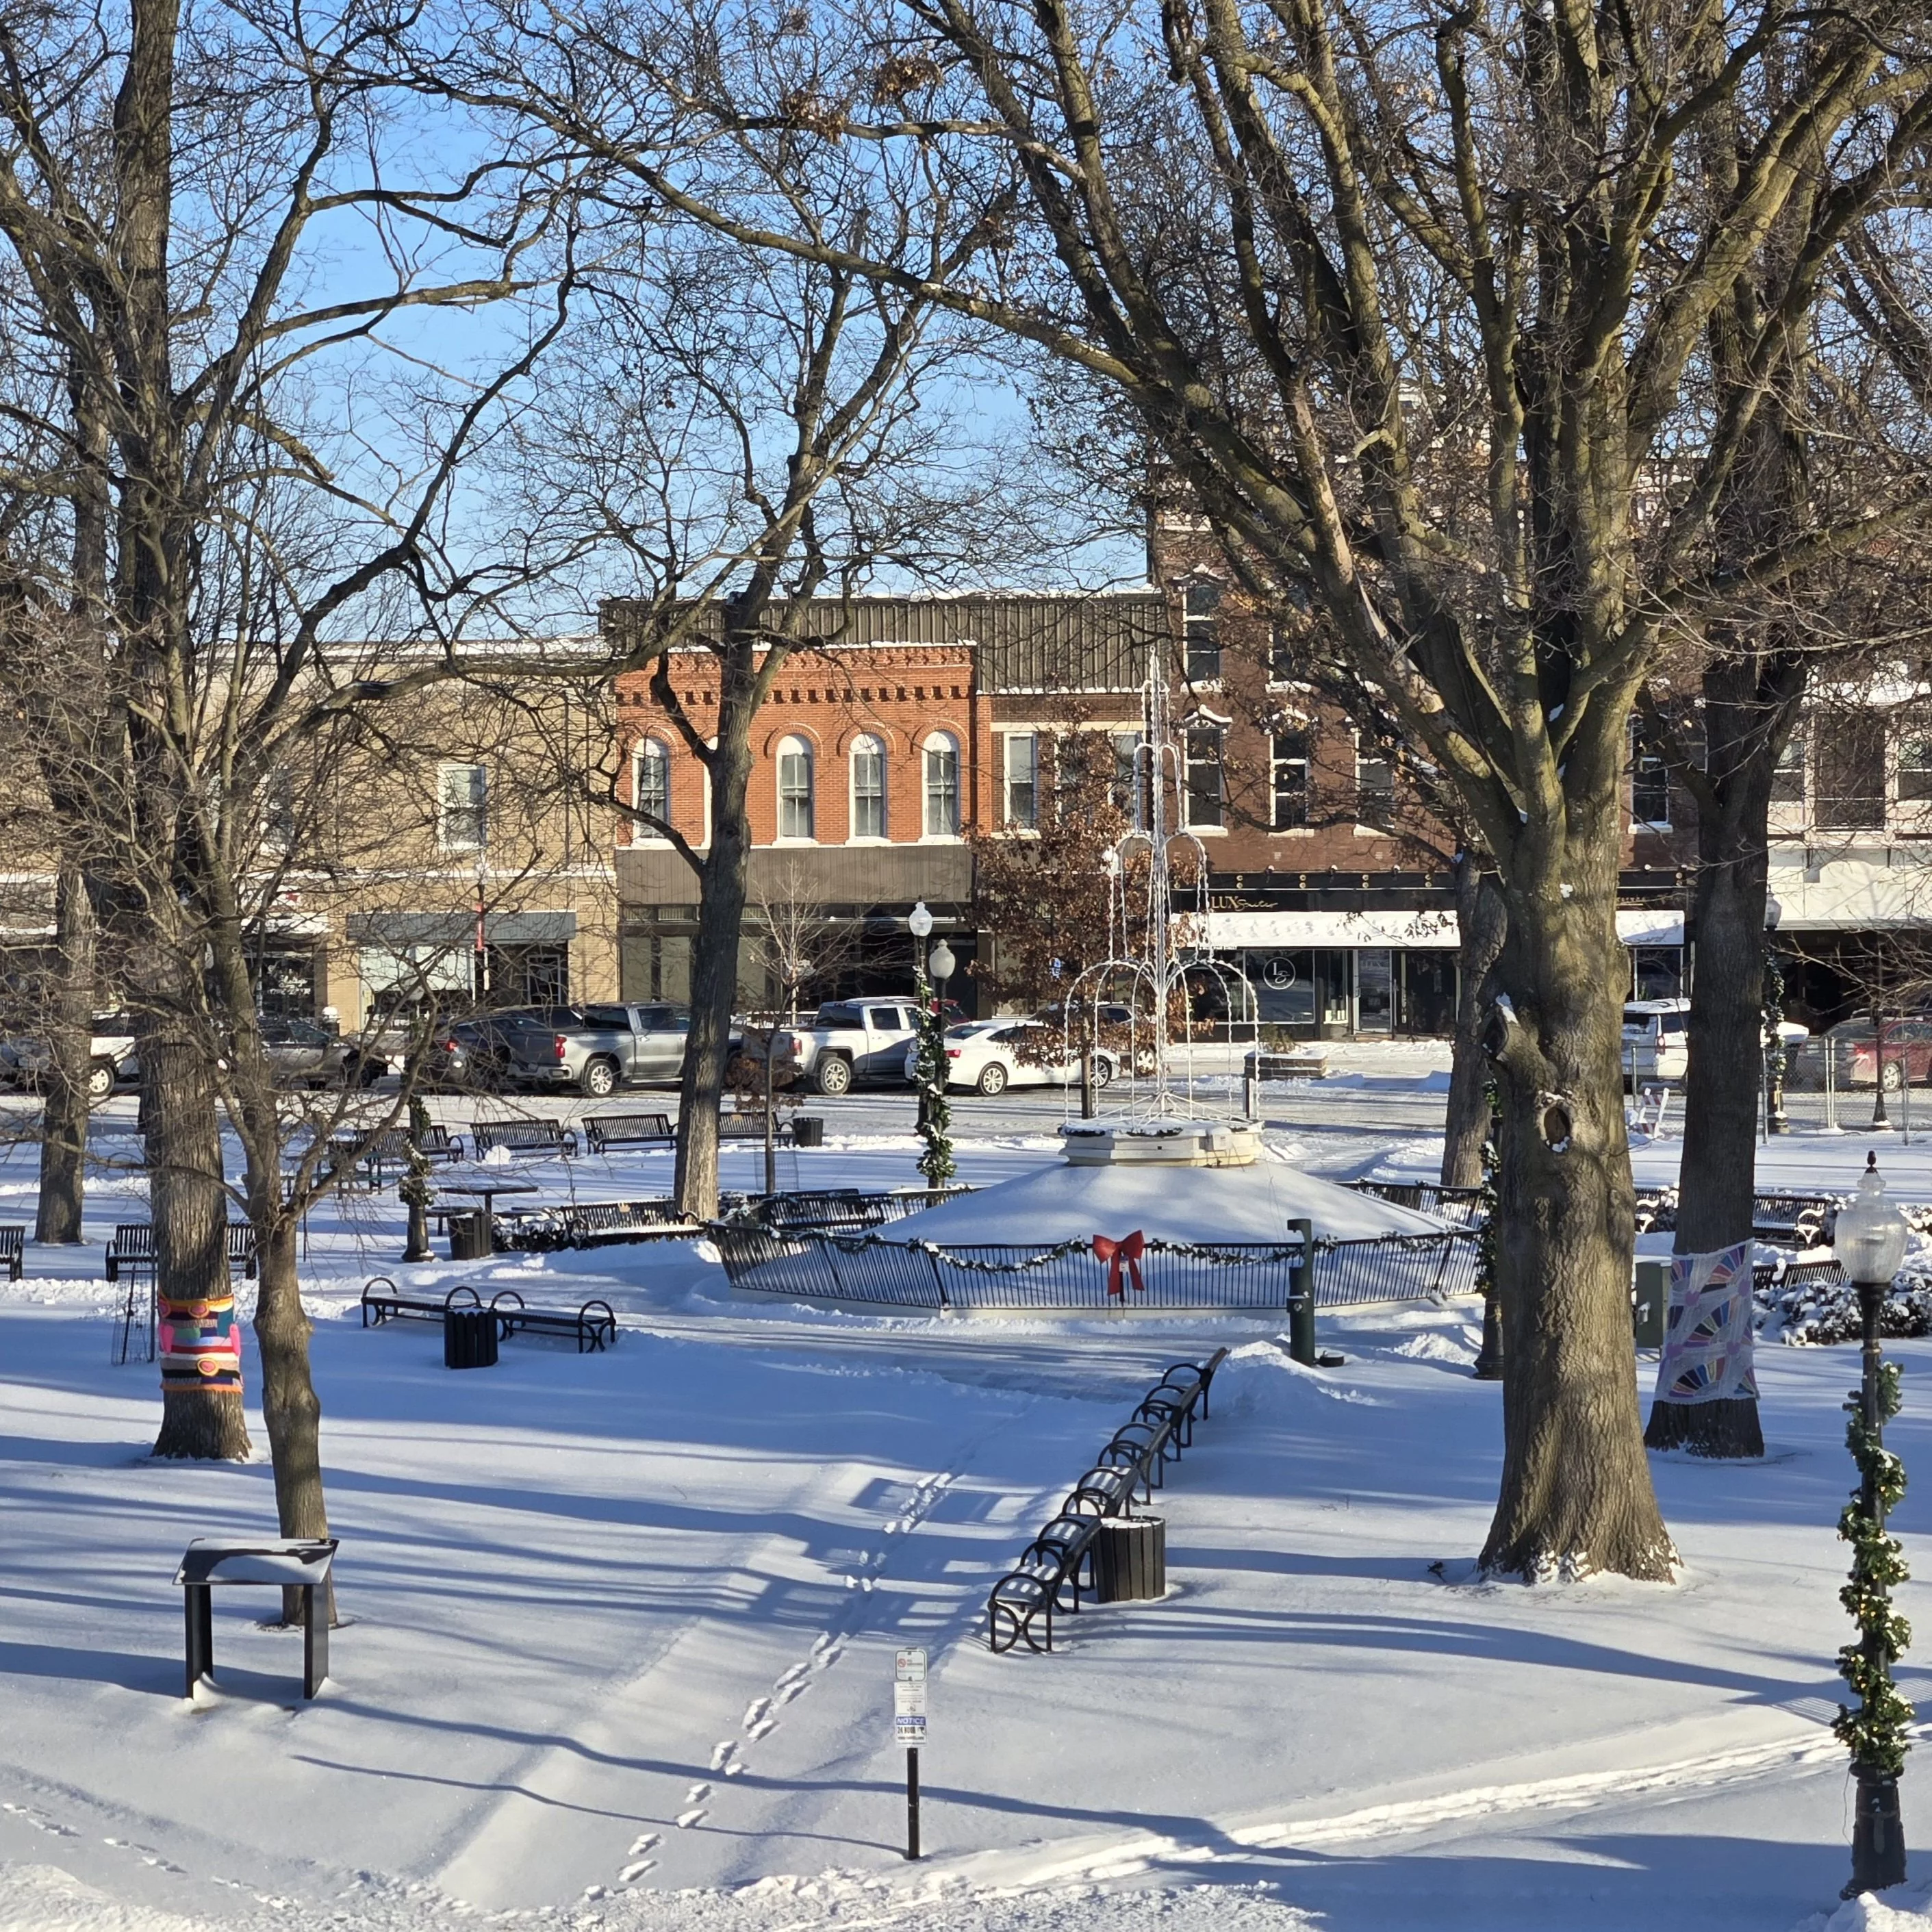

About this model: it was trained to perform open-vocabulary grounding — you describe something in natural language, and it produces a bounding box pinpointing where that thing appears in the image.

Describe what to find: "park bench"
[105,1222,256,1283]
[583,1112,674,1155]
[486,1288,618,1353]
[338,1123,466,1188]
[1751,1192,1838,1247]
[469,1118,579,1160]
[360,1278,483,1327]
[494,1198,700,1251]
[989,1349,1226,1655]
[1753,1255,1846,1295]
[719,1111,799,1145]
[0,1225,21,1282]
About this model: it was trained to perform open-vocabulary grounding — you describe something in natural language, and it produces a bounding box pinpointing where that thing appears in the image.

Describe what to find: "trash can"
[793,1116,825,1148]
[1093,1514,1166,1602]
[448,1210,492,1261]
[443,1306,498,1369]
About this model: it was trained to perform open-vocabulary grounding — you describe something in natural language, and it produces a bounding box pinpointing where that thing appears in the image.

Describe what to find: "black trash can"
[1093,1515,1166,1602]
[792,1116,825,1148]
[444,1306,499,1369]
[448,1210,492,1261]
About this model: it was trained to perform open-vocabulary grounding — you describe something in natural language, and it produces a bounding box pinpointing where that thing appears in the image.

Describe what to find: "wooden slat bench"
[106,1223,257,1282]
[469,1119,579,1160]
[583,1112,674,1155]
[486,1289,618,1353]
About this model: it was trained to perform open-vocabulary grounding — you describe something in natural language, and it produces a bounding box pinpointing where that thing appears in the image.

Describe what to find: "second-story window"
[1004,732,1039,828]
[1184,722,1224,828]
[1184,581,1223,683]
[633,739,670,834]
[1898,735,1932,804]
[1356,743,1395,826]
[1112,730,1144,822]
[851,735,887,838]
[777,737,815,839]
[1631,726,1670,826]
[1770,732,1807,806]
[924,733,961,836]
[1271,731,1309,829]
[1816,713,1886,830]
[437,762,487,851]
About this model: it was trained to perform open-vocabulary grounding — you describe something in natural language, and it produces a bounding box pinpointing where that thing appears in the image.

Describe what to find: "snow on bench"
[468,1119,579,1160]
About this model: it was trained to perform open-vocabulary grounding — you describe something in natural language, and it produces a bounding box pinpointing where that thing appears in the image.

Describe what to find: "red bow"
[1093,1230,1146,1297]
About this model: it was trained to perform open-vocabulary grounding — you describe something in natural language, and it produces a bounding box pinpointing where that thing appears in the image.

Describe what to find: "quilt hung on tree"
[1652,1241,1757,1407]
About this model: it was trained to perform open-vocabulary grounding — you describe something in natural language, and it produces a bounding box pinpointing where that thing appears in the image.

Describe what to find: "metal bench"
[106,1222,257,1282]
[719,1112,798,1145]
[0,1224,21,1282]
[359,1278,483,1326]
[469,1119,579,1160]
[1754,1255,1846,1294]
[492,1198,702,1251]
[486,1289,618,1353]
[583,1112,674,1155]
[1751,1191,1838,1246]
[334,1123,466,1188]
[1245,1050,1330,1080]
[989,1349,1226,1655]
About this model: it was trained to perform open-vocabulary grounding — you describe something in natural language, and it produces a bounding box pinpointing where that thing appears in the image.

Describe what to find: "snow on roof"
[885,1152,1445,1247]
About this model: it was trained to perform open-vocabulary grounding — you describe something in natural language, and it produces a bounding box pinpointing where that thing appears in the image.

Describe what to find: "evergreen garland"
[912,974,956,1191]
[1836,1356,1915,1776]
[399,1092,434,1213]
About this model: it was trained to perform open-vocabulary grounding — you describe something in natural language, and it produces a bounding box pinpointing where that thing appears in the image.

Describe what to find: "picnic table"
[175,1537,336,1700]
[440,1178,540,1257]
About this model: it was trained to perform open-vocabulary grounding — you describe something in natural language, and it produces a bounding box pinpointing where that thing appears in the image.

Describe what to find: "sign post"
[894,1647,927,1860]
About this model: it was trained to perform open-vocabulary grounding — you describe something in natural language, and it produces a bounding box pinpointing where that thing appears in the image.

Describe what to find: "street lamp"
[928,939,956,1000]
[1833,1152,1914,1900]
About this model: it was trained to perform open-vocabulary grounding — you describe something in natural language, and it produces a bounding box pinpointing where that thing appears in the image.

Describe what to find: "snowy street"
[6,1052,1932,1931]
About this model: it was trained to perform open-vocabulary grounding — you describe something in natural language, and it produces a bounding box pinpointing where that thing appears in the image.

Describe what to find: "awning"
[1768,863,1932,932]
[346,910,578,948]
[1194,908,1686,950]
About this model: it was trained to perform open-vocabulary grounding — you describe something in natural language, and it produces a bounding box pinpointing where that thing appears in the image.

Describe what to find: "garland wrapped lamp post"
[1471,1083,1504,1381]
[1833,1153,1913,1898]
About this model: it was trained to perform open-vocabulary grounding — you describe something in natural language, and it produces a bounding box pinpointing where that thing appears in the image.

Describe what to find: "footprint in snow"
[685,1782,711,1804]
[618,1860,656,1883]
[775,1662,809,1689]
[747,1717,777,1740]
[675,1809,707,1830]
[776,1679,809,1706]
[709,1741,739,1772]
[812,1641,844,1670]
[628,1833,660,1857]
[743,1696,771,1730]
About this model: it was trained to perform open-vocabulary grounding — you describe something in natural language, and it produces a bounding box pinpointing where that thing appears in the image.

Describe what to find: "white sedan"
[904,1019,1119,1097]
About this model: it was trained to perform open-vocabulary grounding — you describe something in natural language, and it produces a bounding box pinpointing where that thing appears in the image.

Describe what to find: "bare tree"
[590,0,1932,1577]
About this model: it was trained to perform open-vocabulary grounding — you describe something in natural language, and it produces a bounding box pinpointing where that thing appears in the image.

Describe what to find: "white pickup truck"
[776,1000,926,1096]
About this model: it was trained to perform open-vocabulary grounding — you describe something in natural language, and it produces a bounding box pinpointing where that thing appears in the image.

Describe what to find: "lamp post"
[1833,1152,1913,1900]
[909,904,935,1131]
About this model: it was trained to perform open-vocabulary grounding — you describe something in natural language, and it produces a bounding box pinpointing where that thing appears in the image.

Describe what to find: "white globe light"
[908,901,934,939]
[929,941,956,982]
[1835,1156,1910,1285]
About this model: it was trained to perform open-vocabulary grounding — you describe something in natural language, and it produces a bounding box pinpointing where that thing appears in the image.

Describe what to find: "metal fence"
[1346,1179,1488,1229]
[709,1221,1479,1314]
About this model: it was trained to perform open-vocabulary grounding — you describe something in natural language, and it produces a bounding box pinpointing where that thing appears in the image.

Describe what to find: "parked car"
[0,1013,140,1101]
[1788,1013,1932,1091]
[494,1002,694,1097]
[1622,1000,1690,1084]
[906,1017,1121,1097]
[777,1000,930,1096]
[257,1013,389,1088]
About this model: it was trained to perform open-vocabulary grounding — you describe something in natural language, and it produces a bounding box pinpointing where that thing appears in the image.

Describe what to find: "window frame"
[1182,719,1225,830]
[437,761,488,853]
[1898,733,1932,804]
[632,739,672,839]
[776,735,815,842]
[850,733,889,841]
[1354,739,1395,829]
[1003,730,1039,830]
[1271,729,1310,831]
[1629,725,1672,828]
[1182,579,1223,684]
[923,731,962,839]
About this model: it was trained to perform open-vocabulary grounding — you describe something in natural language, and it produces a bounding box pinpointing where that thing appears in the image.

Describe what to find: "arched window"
[776,736,815,840]
[850,735,887,839]
[924,732,961,837]
[633,739,670,837]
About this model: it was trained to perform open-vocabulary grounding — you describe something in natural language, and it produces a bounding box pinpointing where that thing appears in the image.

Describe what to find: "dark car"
[257,1014,390,1088]
[407,1008,583,1092]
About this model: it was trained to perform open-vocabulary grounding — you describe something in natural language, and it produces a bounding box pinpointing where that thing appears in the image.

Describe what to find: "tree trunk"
[1480,872,1675,1580]
[145,1010,250,1462]
[36,857,94,1243]
[1443,854,1507,1189]
[676,830,751,1219]
[253,1210,335,1622]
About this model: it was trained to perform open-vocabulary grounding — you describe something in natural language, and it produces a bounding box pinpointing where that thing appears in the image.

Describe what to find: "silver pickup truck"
[500,1002,693,1097]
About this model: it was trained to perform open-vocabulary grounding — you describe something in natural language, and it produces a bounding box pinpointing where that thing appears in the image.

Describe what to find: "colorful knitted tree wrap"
[1651,1241,1757,1406]
[159,1290,243,1393]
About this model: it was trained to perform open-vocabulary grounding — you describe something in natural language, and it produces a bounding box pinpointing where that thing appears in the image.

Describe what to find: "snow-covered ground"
[8,1064,1932,1931]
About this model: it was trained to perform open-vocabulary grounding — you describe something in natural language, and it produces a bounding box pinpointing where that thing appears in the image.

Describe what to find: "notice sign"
[894,1648,928,1744]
